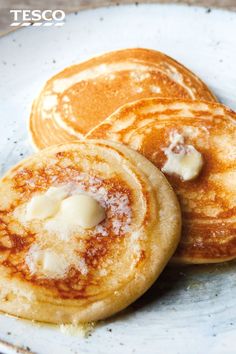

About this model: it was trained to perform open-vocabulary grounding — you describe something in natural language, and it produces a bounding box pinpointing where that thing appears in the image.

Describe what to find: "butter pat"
[162,132,203,181]
[25,186,68,221]
[27,248,75,279]
[42,250,68,276]
[60,194,106,229]
[26,186,106,239]
[25,195,59,220]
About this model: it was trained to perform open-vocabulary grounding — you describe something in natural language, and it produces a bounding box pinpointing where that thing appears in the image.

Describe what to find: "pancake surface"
[87,99,236,264]
[0,140,180,323]
[30,48,217,149]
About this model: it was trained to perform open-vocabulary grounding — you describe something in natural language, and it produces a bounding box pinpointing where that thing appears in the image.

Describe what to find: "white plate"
[0,3,236,354]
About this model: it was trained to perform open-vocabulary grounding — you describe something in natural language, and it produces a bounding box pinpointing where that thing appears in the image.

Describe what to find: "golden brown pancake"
[29,48,217,149]
[0,140,180,323]
[87,99,236,264]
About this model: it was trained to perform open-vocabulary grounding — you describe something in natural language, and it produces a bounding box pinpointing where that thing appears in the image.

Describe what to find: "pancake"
[29,48,217,149]
[87,98,236,264]
[0,140,180,323]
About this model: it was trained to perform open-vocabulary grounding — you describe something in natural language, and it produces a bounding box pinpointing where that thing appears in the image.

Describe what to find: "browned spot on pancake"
[0,215,34,253]
[136,250,146,267]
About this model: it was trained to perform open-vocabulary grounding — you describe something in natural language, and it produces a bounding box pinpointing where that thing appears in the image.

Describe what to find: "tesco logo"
[10,9,66,27]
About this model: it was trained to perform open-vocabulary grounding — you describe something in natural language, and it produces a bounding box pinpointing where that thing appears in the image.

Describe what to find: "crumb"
[206,8,211,13]
[74,11,78,15]
[52,59,56,64]
[135,2,139,5]
[100,17,104,21]
[7,331,11,335]
[60,322,95,337]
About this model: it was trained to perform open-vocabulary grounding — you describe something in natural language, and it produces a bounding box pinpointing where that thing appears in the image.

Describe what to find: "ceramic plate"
[0,3,236,354]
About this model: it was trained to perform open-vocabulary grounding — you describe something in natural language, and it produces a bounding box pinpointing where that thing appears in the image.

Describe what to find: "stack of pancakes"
[0,48,235,324]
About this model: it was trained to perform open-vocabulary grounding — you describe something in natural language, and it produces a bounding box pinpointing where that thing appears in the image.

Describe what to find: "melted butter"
[162,132,203,181]
[2,312,96,338]
[26,244,88,279]
[25,187,106,230]
[24,187,105,278]
[25,195,60,220]
[59,194,106,229]
[25,187,68,221]
[26,248,70,279]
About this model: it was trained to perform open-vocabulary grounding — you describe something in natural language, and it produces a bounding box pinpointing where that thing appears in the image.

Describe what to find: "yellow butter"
[162,132,203,181]
[60,194,106,229]
[25,186,68,221]
[25,194,59,220]
[25,186,106,236]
